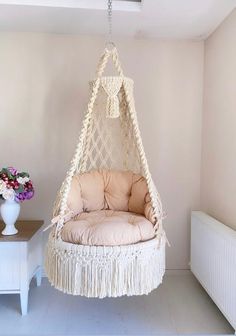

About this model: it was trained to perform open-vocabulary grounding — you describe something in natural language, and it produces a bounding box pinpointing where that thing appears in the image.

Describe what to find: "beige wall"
[0,33,204,269]
[201,9,236,230]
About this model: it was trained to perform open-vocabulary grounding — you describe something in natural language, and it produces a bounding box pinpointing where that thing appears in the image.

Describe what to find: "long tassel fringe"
[45,235,165,298]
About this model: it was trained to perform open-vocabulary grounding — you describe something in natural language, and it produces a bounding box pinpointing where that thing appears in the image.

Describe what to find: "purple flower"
[16,190,34,202]
[25,190,34,200]
[8,167,18,176]
[16,193,25,202]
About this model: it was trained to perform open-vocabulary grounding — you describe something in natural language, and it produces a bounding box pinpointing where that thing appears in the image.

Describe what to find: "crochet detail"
[101,77,123,118]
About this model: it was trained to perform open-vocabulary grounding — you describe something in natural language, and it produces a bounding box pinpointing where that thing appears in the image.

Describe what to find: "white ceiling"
[0,0,235,40]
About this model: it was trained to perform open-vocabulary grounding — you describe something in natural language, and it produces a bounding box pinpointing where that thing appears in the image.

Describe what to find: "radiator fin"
[191,211,236,331]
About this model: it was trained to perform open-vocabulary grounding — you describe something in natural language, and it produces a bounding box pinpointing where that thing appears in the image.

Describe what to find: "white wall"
[201,9,236,231]
[0,33,204,269]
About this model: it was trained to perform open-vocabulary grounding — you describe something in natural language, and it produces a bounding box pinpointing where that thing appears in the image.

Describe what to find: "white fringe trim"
[45,235,165,298]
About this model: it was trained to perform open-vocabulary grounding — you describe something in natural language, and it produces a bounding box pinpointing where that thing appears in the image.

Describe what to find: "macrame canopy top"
[51,47,164,239]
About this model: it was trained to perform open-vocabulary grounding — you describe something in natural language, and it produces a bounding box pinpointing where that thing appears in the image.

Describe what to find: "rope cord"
[53,47,164,238]
[122,80,164,230]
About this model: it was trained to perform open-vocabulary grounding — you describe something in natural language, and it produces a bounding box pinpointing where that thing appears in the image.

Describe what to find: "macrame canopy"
[45,46,166,298]
[51,47,164,238]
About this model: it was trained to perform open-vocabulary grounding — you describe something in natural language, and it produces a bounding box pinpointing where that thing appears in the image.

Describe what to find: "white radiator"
[191,211,236,331]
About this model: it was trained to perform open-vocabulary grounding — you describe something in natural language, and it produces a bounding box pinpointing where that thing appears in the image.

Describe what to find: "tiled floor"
[0,273,234,335]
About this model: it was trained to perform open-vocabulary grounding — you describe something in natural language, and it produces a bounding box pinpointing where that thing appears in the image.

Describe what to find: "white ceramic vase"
[1,199,20,235]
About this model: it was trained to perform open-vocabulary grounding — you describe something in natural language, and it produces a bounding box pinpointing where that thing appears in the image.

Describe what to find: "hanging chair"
[45,47,166,298]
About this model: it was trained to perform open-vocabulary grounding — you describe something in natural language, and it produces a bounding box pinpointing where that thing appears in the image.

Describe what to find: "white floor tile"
[0,273,234,335]
[163,273,234,335]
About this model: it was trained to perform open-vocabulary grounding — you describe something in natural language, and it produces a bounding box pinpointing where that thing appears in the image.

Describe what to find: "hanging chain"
[107,0,115,48]
[108,0,112,41]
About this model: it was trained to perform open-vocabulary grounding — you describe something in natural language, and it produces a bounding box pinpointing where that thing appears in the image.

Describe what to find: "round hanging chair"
[45,47,166,298]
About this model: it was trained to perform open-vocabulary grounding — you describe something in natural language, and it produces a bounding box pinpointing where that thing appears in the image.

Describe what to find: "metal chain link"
[107,0,114,47]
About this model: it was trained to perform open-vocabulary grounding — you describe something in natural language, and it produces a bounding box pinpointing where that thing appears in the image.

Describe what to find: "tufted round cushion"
[67,169,155,224]
[61,210,155,246]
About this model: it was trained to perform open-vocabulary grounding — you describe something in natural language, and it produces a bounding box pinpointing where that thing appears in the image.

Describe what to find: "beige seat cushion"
[103,170,133,211]
[129,173,150,215]
[67,169,155,224]
[79,170,105,211]
[61,210,155,246]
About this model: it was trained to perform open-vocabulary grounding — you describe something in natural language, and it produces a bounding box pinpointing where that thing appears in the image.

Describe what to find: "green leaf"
[19,172,29,178]
[15,185,24,193]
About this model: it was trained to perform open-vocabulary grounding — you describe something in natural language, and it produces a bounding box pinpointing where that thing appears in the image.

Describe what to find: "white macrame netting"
[45,47,166,298]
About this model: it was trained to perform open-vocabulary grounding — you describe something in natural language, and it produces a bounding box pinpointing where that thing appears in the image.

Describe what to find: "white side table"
[0,220,43,315]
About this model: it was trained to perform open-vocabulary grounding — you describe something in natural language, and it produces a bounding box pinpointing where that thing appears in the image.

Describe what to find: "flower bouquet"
[0,167,34,235]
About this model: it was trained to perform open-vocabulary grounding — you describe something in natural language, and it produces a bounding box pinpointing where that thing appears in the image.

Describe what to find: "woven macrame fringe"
[45,235,165,298]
